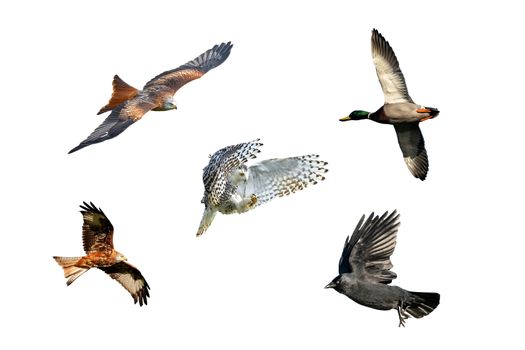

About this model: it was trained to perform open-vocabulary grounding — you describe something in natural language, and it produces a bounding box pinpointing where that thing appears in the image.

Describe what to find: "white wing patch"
[237,155,328,207]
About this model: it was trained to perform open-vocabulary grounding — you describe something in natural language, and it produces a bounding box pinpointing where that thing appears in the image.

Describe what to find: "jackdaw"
[325,210,440,327]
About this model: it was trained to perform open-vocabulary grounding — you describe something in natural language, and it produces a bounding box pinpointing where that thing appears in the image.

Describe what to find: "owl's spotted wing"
[143,42,233,94]
[79,202,114,254]
[202,139,263,207]
[68,97,157,153]
[236,155,328,207]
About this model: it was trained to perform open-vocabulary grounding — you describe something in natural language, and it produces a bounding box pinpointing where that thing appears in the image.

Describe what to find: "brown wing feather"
[145,69,204,95]
[119,97,157,122]
[80,202,114,254]
[143,42,233,95]
[68,97,156,153]
[98,261,150,306]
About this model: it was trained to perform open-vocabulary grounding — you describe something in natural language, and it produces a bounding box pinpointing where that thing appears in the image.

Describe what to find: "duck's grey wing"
[144,42,233,94]
[371,29,413,104]
[394,123,428,180]
[202,139,263,207]
[236,155,328,207]
[341,211,400,284]
[68,98,156,153]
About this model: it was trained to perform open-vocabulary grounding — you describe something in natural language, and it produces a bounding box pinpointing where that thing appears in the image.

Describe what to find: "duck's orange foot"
[420,116,433,122]
[416,108,431,113]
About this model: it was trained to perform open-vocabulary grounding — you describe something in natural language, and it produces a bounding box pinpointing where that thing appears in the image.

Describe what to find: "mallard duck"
[340,29,439,180]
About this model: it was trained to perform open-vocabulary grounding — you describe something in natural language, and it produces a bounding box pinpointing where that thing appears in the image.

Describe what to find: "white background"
[1,0,523,348]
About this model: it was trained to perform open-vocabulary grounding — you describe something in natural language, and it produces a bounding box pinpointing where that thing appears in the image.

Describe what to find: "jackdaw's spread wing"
[340,210,400,284]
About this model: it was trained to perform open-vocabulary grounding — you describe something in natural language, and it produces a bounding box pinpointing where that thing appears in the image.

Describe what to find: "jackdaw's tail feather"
[406,291,440,318]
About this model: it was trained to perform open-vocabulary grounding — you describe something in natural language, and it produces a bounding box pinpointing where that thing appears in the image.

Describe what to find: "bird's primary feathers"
[340,29,439,180]
[325,211,440,327]
[68,42,233,153]
[196,139,328,236]
[53,202,150,306]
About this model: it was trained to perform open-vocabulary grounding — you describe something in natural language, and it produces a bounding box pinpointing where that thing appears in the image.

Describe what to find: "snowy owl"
[196,139,328,236]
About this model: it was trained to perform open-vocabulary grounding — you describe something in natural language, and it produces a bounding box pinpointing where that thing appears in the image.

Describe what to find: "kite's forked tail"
[53,256,89,286]
[97,75,139,115]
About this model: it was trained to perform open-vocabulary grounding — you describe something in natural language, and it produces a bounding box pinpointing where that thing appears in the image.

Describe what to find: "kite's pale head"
[153,97,178,111]
[164,101,177,110]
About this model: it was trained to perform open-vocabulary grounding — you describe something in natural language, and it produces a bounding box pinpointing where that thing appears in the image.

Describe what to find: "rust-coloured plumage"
[97,75,140,115]
[69,42,233,154]
[53,202,150,306]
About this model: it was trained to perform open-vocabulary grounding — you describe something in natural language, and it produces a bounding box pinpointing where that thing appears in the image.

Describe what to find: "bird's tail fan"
[405,291,440,319]
[53,256,89,286]
[196,207,217,237]
[97,75,139,114]
[425,107,440,118]
[420,106,440,118]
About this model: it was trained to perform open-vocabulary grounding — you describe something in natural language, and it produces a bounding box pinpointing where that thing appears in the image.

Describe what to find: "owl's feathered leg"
[196,207,217,237]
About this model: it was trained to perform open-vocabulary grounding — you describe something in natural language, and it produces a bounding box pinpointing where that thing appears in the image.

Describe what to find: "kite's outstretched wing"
[98,261,150,306]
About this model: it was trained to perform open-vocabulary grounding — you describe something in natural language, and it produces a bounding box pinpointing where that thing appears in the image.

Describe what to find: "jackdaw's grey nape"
[325,210,440,327]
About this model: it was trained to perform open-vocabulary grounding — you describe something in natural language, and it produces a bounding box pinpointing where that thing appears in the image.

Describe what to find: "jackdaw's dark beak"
[325,281,337,289]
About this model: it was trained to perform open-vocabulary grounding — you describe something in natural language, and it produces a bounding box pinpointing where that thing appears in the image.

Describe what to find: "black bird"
[325,211,440,327]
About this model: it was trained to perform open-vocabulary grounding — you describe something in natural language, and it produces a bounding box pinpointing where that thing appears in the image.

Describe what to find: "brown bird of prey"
[68,42,233,153]
[53,202,150,306]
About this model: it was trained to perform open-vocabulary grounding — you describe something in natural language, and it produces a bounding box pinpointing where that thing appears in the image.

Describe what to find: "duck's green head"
[340,110,370,121]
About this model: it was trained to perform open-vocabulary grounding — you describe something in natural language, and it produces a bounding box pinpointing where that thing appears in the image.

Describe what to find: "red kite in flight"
[69,42,233,153]
[53,202,150,306]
